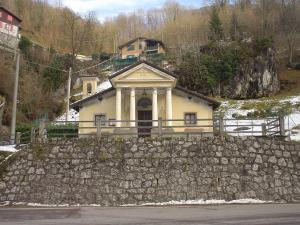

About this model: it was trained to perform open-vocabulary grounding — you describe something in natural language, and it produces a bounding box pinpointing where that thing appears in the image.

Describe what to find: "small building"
[71,61,220,137]
[0,6,22,49]
[118,37,166,59]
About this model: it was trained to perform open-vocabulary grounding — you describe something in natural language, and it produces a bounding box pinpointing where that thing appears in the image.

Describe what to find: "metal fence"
[15,116,285,144]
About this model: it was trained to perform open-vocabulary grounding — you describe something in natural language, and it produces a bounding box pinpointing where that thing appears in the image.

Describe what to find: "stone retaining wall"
[0,136,299,205]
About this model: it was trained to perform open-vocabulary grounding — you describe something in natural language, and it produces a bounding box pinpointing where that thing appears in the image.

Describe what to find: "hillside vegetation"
[0,0,299,127]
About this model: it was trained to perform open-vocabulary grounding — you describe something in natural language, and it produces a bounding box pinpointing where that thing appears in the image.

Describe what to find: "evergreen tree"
[209,7,224,41]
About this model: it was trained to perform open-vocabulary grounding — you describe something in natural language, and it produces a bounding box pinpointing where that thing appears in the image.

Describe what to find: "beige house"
[71,61,220,137]
[118,37,166,59]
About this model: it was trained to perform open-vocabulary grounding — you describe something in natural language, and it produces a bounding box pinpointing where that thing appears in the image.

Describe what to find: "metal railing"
[17,116,285,143]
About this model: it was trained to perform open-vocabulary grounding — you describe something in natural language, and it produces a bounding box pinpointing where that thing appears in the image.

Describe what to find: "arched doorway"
[137,97,152,137]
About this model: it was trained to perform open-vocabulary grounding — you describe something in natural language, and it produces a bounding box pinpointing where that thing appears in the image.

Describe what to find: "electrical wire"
[23,60,68,73]
[72,55,118,74]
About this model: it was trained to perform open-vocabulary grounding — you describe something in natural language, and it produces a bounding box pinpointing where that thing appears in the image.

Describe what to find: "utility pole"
[66,67,72,122]
[10,51,20,144]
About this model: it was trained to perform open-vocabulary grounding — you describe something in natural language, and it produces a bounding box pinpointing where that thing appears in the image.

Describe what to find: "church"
[71,60,220,137]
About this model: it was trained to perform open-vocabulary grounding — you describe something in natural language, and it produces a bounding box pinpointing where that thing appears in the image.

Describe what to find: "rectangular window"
[184,113,197,125]
[95,114,106,126]
[127,45,134,51]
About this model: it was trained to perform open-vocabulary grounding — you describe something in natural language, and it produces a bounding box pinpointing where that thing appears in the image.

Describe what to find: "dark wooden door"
[138,110,152,137]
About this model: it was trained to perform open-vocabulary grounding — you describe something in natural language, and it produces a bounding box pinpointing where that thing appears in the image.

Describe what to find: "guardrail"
[15,116,285,144]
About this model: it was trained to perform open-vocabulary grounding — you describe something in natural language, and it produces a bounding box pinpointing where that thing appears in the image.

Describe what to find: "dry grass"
[276,69,300,97]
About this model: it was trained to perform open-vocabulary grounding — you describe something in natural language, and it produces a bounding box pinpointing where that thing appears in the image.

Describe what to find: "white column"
[130,88,136,127]
[166,87,173,126]
[152,88,158,127]
[116,88,122,127]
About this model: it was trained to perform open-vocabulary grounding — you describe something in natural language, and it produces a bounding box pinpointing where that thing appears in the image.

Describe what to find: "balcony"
[145,45,159,52]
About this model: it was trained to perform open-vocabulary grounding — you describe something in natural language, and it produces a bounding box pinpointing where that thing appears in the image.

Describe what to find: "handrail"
[19,116,284,142]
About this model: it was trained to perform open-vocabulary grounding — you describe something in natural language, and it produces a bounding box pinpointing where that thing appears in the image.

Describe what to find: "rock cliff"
[223,47,279,99]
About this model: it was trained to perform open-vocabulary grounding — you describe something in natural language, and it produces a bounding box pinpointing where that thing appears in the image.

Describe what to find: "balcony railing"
[145,45,159,51]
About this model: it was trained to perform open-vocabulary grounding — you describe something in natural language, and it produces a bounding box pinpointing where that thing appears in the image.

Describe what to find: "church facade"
[71,61,220,137]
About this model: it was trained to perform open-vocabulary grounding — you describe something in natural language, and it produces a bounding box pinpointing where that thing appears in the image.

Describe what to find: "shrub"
[16,122,78,140]
[254,37,274,53]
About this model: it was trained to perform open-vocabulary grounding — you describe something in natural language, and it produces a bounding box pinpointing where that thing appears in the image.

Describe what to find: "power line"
[24,60,68,73]
[72,55,118,74]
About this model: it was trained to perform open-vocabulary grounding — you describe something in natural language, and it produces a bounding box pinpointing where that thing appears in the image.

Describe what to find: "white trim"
[111,63,176,85]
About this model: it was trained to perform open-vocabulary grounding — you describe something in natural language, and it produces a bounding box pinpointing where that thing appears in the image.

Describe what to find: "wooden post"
[0,102,4,135]
[262,123,267,136]
[219,117,224,137]
[279,115,285,136]
[31,127,36,143]
[39,119,45,141]
[158,117,162,136]
[16,132,21,145]
[97,120,102,137]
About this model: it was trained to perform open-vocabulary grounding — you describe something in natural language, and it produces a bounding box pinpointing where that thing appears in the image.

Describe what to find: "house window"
[127,45,134,51]
[184,113,197,125]
[95,114,106,126]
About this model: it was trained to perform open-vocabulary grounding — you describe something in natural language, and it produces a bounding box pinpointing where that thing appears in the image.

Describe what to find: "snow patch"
[220,94,300,141]
[55,80,112,122]
[96,80,112,93]
[122,198,271,206]
[1,199,271,207]
[55,109,79,122]
[0,145,18,152]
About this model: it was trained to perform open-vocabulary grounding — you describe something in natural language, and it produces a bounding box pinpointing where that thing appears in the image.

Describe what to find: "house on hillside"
[71,61,220,137]
[118,37,166,59]
[113,37,168,70]
[0,6,22,49]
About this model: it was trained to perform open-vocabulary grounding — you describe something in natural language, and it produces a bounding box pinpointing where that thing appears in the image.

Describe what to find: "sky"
[49,0,210,21]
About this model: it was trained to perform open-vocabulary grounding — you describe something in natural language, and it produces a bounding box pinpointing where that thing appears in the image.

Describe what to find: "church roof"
[118,37,165,49]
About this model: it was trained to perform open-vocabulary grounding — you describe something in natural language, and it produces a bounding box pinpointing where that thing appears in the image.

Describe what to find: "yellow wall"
[78,90,213,135]
[172,93,213,133]
[79,93,116,135]
[82,78,98,98]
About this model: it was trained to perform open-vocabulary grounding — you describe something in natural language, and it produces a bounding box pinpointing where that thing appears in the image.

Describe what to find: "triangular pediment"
[111,63,176,83]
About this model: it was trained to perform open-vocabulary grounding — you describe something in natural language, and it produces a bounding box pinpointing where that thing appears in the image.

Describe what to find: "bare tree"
[62,8,96,66]
[279,0,299,65]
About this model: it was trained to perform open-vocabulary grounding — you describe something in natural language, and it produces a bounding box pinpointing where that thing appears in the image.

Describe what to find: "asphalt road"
[0,204,300,225]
